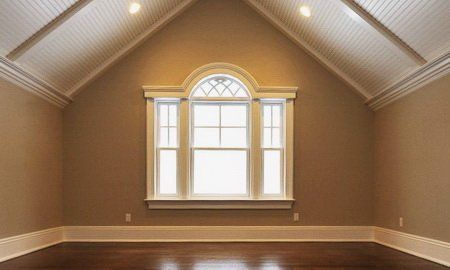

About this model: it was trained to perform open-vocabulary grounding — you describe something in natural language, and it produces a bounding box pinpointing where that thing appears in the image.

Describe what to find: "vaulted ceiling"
[0,0,449,109]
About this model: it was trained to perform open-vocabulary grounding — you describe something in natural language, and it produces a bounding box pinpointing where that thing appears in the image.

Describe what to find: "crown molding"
[0,57,72,108]
[367,53,450,110]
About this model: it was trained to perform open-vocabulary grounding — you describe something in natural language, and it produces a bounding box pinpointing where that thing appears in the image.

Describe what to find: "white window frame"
[144,63,297,209]
[261,100,285,198]
[189,101,251,199]
[154,99,180,198]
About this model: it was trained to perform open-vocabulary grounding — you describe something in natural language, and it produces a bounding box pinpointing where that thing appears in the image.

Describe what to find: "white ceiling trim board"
[67,0,198,98]
[338,0,426,66]
[244,0,372,100]
[10,0,103,63]
[0,56,72,108]
[367,52,450,110]
[6,0,94,61]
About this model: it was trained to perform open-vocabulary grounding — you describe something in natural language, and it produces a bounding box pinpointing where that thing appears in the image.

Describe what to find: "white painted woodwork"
[0,0,448,109]
[0,0,76,55]
[354,0,450,61]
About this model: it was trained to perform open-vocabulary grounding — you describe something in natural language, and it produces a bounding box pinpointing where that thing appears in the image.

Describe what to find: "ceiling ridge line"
[243,0,372,101]
[66,0,199,98]
[367,52,450,110]
[0,56,72,108]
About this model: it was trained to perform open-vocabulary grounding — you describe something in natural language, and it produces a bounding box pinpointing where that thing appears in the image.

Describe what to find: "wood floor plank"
[0,242,447,269]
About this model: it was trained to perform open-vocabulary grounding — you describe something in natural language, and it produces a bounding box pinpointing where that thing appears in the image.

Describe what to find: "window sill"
[145,199,295,209]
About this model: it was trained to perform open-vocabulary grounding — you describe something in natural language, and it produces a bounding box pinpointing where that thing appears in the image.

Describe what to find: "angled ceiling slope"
[0,0,449,109]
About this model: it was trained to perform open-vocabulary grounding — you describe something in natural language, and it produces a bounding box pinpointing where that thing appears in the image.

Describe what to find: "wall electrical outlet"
[399,217,403,227]
[125,213,132,223]
[293,212,300,222]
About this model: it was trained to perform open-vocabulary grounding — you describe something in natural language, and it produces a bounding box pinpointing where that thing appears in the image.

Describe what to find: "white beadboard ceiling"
[0,0,449,109]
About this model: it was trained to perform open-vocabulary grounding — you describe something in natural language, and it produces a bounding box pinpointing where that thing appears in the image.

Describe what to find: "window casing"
[145,65,296,209]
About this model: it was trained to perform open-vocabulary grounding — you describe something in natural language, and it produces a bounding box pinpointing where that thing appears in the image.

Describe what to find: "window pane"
[263,127,271,148]
[168,127,177,147]
[272,105,281,127]
[193,150,247,194]
[221,105,247,127]
[159,127,169,147]
[263,150,281,194]
[194,104,219,126]
[168,104,177,126]
[159,104,168,126]
[194,128,220,147]
[263,105,271,127]
[159,150,177,194]
[221,128,247,147]
[272,127,281,147]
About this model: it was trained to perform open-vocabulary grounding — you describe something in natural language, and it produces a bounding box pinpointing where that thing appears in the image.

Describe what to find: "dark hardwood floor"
[0,242,447,269]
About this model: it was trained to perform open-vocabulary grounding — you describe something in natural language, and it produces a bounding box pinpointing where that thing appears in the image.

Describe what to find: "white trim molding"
[0,56,72,108]
[0,227,64,263]
[367,53,450,110]
[2,226,449,267]
[63,226,372,242]
[374,227,450,267]
[143,62,298,100]
[145,199,295,209]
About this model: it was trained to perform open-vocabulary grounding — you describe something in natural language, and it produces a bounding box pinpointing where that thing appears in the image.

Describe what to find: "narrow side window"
[155,100,179,197]
[261,101,285,196]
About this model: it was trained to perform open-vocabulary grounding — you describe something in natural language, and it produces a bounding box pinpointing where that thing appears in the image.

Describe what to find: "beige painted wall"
[374,74,450,242]
[0,78,63,238]
[63,0,374,226]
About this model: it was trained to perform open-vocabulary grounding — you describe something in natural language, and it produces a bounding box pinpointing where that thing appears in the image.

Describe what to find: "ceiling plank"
[244,0,372,100]
[338,0,426,66]
[67,0,198,97]
[6,0,94,61]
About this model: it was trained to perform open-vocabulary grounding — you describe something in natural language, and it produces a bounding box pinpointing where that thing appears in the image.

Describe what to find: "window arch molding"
[144,62,296,100]
[143,63,297,209]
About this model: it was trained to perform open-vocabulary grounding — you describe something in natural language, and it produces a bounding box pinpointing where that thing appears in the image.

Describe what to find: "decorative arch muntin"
[189,73,251,99]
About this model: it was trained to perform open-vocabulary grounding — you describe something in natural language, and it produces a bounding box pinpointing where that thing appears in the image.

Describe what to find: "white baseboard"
[1,226,448,267]
[63,226,373,242]
[0,227,63,263]
[373,227,450,267]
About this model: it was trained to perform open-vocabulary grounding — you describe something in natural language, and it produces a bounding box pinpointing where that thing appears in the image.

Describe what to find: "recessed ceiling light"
[300,6,311,17]
[129,2,141,14]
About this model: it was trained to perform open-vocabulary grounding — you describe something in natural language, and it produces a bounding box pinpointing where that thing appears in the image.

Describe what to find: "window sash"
[261,101,285,197]
[190,101,251,197]
[155,100,180,198]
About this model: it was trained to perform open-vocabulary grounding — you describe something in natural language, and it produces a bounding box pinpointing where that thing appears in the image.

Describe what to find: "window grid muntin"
[191,75,250,99]
[261,101,285,197]
[192,102,249,148]
[190,100,251,197]
[155,100,180,197]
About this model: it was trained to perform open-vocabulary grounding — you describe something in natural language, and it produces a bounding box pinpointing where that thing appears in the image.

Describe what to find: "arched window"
[144,63,297,209]
[190,75,251,197]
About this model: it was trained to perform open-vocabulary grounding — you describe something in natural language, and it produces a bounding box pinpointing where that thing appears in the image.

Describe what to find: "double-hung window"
[145,65,296,209]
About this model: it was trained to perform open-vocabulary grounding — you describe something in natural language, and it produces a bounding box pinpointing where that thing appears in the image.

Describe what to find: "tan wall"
[0,78,63,238]
[374,74,450,242]
[63,0,374,226]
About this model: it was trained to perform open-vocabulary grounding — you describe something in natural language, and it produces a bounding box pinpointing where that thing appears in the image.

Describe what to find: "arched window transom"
[191,74,250,98]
